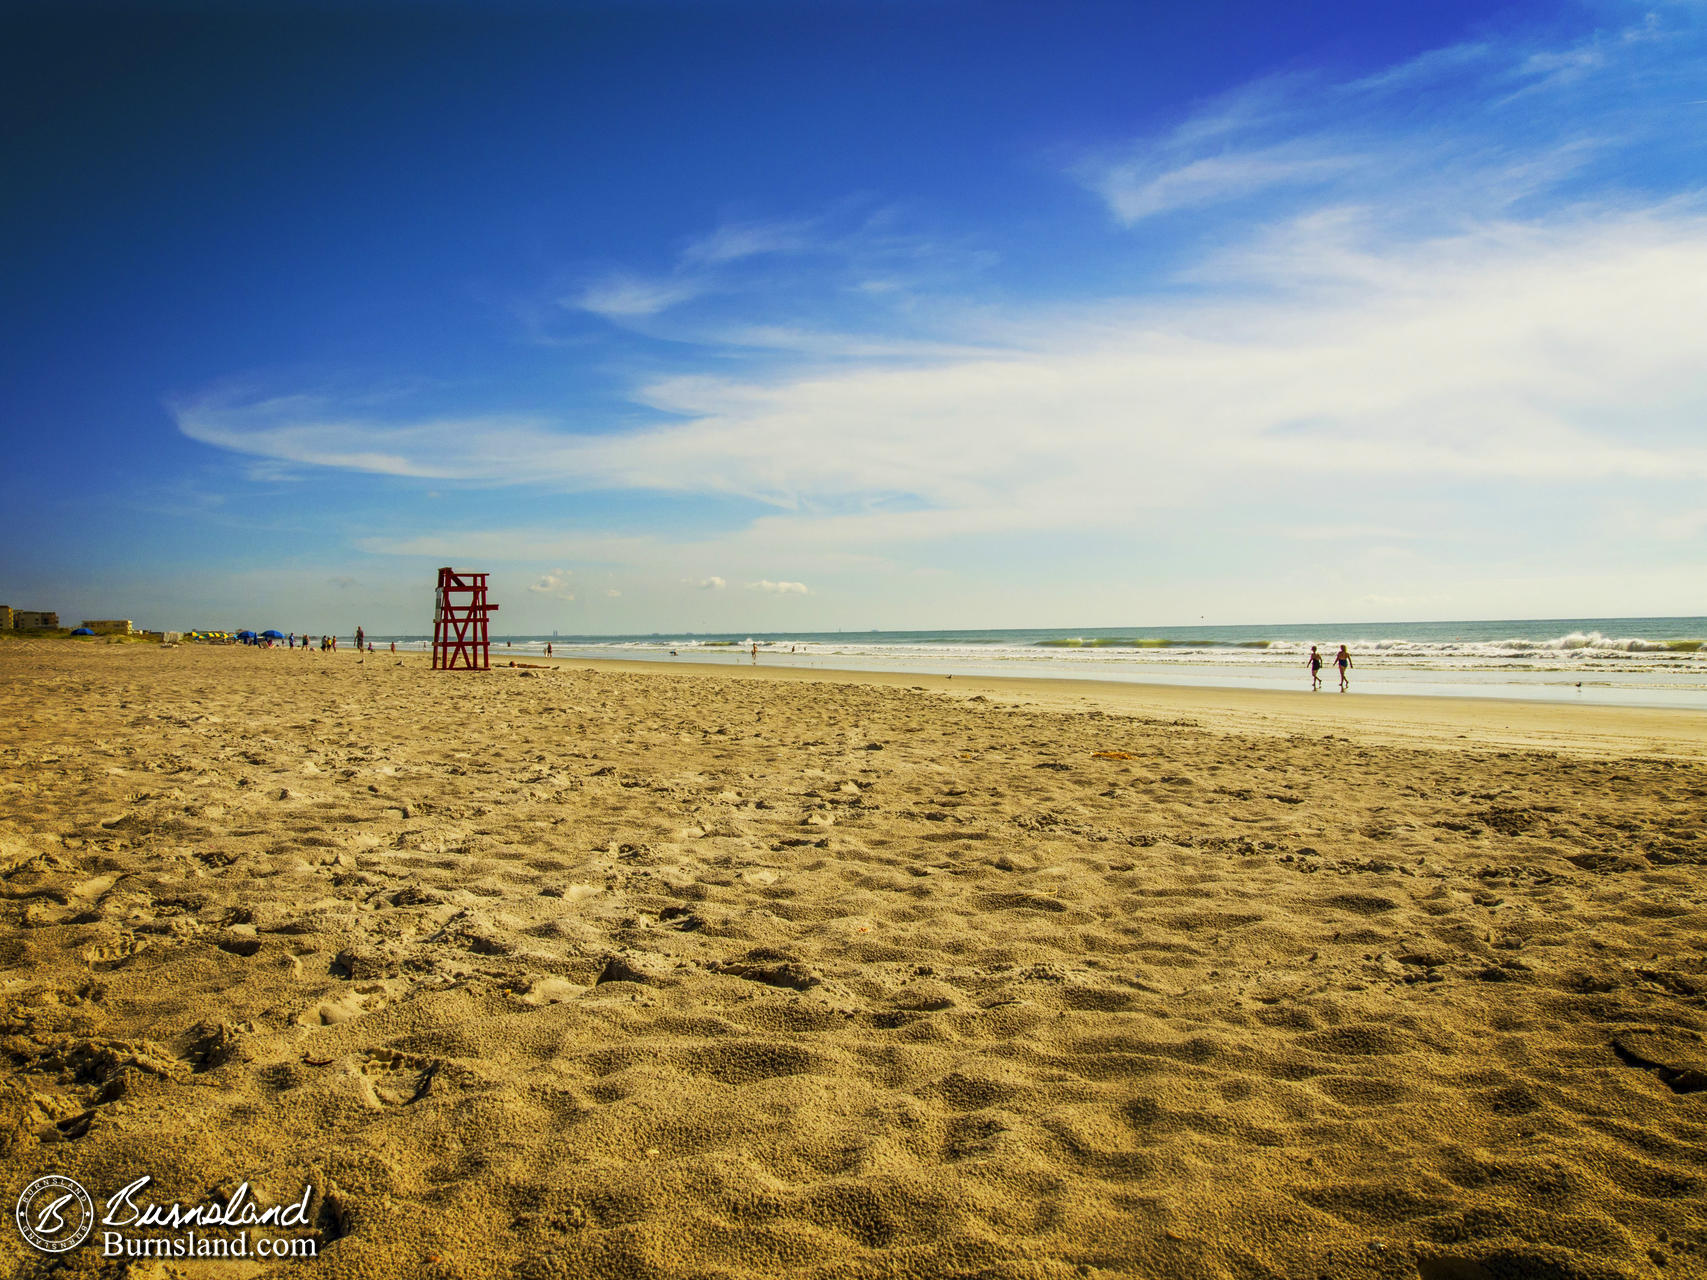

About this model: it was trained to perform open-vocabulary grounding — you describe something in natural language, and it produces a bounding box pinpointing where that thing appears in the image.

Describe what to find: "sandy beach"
[3,639,1704,1279]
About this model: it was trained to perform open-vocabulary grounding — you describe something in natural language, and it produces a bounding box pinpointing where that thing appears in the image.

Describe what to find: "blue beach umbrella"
[70,627,95,636]
[260,629,285,639]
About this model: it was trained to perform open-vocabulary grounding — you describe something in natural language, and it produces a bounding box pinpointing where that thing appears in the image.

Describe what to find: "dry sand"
[2,641,1704,1280]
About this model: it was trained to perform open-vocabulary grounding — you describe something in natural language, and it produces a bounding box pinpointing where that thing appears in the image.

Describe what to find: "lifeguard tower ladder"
[431,567,498,670]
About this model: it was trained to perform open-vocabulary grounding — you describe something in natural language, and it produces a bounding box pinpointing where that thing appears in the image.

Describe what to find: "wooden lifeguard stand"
[431,567,498,670]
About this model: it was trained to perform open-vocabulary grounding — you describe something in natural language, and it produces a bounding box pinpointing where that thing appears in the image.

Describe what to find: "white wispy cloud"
[574,275,705,320]
[680,217,815,266]
[563,203,988,340]
[1074,12,1690,230]
[528,568,575,599]
[746,580,808,594]
[1086,143,1359,224]
[1344,41,1493,93]
[708,325,1002,360]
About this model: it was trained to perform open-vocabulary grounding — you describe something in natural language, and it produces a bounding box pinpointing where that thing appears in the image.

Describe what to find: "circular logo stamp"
[15,1175,95,1253]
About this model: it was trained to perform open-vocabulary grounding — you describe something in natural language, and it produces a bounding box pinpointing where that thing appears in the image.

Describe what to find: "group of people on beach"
[1307,645,1353,692]
[281,630,382,653]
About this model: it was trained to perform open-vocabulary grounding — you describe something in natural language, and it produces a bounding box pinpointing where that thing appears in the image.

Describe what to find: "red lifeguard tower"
[431,567,498,670]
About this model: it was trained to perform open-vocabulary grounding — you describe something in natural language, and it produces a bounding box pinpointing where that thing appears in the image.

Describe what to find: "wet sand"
[3,640,1704,1278]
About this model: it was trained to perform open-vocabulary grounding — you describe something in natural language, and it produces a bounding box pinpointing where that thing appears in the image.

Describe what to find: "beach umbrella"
[236,630,256,640]
[70,627,95,636]
[260,629,285,639]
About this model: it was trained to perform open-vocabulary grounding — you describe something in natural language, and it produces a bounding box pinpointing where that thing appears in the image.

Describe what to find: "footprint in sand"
[296,983,393,1027]
[517,976,588,1005]
[67,873,120,904]
[83,933,150,968]
[357,1049,439,1107]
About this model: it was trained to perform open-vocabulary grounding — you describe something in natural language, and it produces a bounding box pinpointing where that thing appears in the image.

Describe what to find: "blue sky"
[4,0,1704,634]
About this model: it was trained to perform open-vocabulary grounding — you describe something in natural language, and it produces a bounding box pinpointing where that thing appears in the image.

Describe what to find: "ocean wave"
[1033,637,1180,648]
[1494,631,1678,653]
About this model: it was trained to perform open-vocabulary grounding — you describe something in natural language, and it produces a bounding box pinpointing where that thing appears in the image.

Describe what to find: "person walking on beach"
[355,625,364,651]
[545,642,553,658]
[1334,645,1353,692]
[1307,646,1323,691]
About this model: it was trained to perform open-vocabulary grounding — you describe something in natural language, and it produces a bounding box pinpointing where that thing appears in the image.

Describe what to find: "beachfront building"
[81,619,133,636]
[11,610,59,630]
[0,606,11,630]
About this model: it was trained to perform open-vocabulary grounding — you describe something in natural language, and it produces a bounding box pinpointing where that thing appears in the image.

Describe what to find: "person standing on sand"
[1307,645,1323,691]
[355,625,364,651]
[751,642,758,662]
[545,642,552,658]
[1335,645,1353,692]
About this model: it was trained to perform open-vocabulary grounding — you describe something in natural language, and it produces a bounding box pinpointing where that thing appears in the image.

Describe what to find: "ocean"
[369,617,1707,711]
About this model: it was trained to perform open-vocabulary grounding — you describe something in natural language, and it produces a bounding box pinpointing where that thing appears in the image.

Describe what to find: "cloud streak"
[574,275,706,320]
[563,204,990,347]
[1085,143,1359,224]
[680,217,816,266]
[1073,13,1697,232]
